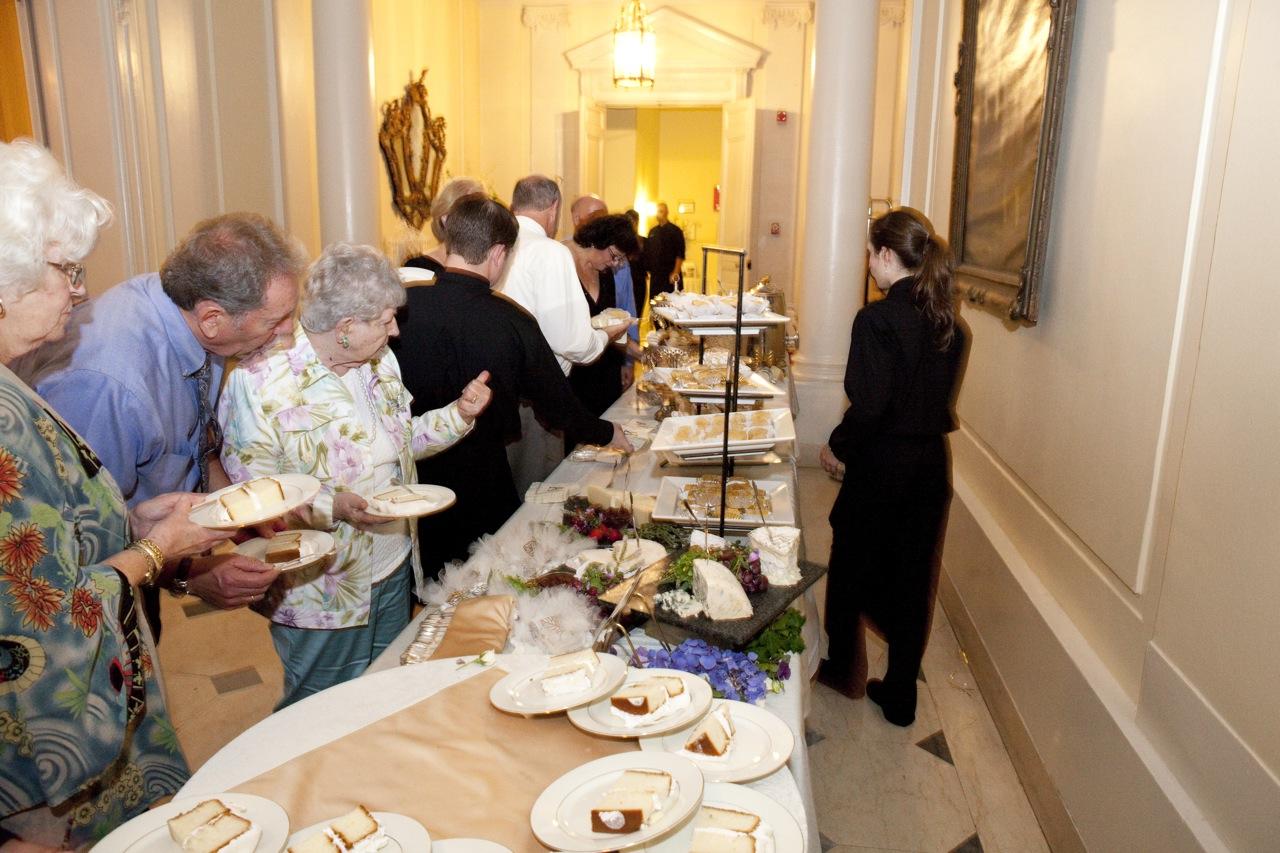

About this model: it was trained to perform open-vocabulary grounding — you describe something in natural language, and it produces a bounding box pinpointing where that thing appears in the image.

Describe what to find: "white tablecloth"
[368,389,823,852]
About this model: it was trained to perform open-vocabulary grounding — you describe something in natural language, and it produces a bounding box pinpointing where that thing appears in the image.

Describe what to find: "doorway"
[602,106,722,292]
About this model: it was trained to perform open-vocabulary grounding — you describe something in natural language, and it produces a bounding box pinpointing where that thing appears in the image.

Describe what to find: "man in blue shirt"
[21,212,303,625]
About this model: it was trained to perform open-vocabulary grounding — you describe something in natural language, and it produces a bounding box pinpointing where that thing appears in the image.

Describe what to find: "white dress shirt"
[498,214,608,375]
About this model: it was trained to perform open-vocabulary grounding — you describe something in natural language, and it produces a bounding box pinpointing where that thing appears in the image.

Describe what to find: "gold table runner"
[232,668,636,851]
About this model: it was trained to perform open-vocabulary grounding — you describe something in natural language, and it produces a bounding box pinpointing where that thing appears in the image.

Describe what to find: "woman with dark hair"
[563,214,641,420]
[817,207,966,727]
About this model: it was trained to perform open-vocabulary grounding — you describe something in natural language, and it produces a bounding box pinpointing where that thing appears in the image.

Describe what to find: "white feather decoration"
[508,586,602,655]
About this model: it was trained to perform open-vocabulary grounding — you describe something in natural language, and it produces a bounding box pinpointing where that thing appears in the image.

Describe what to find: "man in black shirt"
[394,195,631,575]
[643,202,685,296]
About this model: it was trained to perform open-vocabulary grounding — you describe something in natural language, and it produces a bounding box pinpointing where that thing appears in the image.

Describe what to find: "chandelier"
[613,0,655,89]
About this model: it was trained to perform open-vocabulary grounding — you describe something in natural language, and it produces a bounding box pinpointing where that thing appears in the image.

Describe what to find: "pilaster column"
[791,0,880,454]
[312,0,380,246]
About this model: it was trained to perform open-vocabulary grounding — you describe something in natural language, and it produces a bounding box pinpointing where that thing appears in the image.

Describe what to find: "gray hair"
[0,140,112,301]
[161,212,305,315]
[300,243,405,332]
[430,177,485,241]
[511,175,561,213]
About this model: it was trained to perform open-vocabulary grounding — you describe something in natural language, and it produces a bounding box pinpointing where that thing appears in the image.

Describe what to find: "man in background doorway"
[644,202,685,295]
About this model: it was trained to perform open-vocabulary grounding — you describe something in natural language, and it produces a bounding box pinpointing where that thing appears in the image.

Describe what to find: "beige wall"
[905,0,1278,848]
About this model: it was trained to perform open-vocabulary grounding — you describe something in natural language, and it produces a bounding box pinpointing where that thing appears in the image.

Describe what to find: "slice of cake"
[245,477,286,506]
[590,769,673,834]
[610,680,670,716]
[167,799,261,852]
[372,486,423,504]
[288,834,343,853]
[692,559,753,620]
[219,477,287,523]
[690,805,771,853]
[539,648,599,696]
[167,799,228,843]
[328,805,385,852]
[685,704,734,756]
[265,531,303,564]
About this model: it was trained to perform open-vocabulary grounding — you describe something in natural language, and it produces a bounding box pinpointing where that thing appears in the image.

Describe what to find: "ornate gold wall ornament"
[379,70,447,230]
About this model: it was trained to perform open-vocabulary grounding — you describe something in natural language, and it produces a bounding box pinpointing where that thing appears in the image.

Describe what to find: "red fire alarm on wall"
[776,110,788,124]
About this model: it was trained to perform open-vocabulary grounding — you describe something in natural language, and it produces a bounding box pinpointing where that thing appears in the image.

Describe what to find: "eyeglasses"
[607,247,627,269]
[49,261,86,292]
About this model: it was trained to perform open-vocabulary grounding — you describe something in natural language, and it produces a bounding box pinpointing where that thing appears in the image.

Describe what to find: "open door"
[716,97,755,293]
[560,102,606,236]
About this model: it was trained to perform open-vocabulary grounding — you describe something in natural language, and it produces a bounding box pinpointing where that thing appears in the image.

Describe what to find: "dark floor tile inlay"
[210,666,264,694]
[819,832,838,852]
[916,729,954,766]
[805,728,827,748]
[949,832,984,853]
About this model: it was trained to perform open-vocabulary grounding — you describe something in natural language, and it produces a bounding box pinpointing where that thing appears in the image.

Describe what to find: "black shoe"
[865,679,915,727]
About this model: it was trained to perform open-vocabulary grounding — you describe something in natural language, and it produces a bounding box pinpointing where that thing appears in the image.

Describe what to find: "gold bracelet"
[127,538,165,586]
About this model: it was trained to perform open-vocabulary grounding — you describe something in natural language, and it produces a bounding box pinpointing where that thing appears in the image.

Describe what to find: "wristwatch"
[168,557,193,598]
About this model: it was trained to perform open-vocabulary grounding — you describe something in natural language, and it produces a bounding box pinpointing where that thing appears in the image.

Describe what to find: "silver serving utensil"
[753,483,776,543]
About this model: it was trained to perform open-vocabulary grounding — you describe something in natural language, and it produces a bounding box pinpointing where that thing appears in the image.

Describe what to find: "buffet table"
[180,388,824,851]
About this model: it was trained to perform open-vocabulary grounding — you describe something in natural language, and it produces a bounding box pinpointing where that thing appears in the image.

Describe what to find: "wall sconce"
[613,0,655,89]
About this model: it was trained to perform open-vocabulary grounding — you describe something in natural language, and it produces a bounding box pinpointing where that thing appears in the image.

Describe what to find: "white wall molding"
[520,4,568,32]
[762,2,812,29]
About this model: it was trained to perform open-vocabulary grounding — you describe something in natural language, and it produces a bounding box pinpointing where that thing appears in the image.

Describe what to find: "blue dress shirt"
[613,264,640,344]
[23,273,221,506]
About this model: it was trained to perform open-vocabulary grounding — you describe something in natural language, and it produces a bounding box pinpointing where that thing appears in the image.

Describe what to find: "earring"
[0,296,5,318]
[339,334,350,349]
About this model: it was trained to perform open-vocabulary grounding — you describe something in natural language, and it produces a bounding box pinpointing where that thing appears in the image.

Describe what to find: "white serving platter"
[650,409,795,458]
[651,477,796,530]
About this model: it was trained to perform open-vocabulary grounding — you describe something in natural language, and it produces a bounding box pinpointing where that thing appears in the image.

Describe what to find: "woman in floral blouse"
[219,244,491,707]
[0,142,228,849]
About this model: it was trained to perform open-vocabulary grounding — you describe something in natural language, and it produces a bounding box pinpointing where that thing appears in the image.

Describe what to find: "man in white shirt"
[499,176,631,490]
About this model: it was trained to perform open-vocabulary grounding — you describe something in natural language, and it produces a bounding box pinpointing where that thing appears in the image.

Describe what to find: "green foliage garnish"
[746,609,806,677]
[636,522,690,552]
[504,575,537,594]
[664,547,712,592]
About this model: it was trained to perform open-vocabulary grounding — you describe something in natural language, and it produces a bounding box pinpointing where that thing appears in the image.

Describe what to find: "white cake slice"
[167,799,228,843]
[183,812,260,853]
[539,648,599,696]
[329,805,387,852]
[691,805,773,853]
[610,680,670,716]
[590,769,673,834]
[288,833,343,853]
[692,559,753,620]
[685,704,735,756]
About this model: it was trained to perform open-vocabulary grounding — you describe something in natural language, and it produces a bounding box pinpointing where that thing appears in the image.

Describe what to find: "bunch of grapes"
[737,558,768,594]
[601,506,633,531]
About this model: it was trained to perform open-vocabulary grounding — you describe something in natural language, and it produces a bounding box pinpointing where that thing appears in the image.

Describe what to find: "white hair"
[300,243,405,332]
[0,140,112,301]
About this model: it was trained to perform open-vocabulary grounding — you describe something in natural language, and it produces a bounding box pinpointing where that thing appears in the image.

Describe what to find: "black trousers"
[415,442,521,581]
[824,435,951,709]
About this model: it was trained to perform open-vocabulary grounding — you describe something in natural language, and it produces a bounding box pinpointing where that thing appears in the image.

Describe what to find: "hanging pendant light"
[613,0,655,89]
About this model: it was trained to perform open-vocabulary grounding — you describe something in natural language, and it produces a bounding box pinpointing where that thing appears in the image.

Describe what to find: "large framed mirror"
[948,0,1076,325]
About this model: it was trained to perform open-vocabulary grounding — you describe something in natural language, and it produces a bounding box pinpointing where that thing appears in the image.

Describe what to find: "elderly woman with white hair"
[0,141,229,848]
[218,243,491,707]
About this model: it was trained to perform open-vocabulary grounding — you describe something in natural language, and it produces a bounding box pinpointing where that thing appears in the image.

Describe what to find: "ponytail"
[868,208,957,352]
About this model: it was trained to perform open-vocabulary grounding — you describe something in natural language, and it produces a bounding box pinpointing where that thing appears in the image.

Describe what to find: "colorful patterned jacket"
[218,324,471,630]
[0,364,187,847]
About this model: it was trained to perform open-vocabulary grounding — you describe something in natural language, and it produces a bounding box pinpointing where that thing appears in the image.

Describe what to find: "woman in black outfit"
[564,214,640,425]
[817,208,966,727]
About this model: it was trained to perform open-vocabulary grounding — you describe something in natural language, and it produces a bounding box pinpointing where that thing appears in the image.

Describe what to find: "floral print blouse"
[218,324,472,630]
[0,364,187,848]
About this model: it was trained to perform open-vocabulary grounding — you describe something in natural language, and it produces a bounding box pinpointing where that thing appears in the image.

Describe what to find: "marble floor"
[157,466,1049,853]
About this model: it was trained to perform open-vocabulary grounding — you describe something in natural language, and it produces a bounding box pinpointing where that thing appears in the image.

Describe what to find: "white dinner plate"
[652,477,797,530]
[189,473,321,529]
[489,653,628,716]
[568,668,713,739]
[530,752,704,852]
[286,811,430,851]
[650,409,795,458]
[92,793,289,852]
[638,699,795,784]
[364,483,457,519]
[234,529,335,572]
[432,840,512,853]
[640,781,804,851]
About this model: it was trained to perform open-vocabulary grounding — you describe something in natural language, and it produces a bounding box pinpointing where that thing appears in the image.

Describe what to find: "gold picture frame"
[379,70,447,230]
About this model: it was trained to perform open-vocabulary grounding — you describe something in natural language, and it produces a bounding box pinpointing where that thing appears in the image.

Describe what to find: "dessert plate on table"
[530,752,703,852]
[234,529,335,572]
[286,811,430,852]
[640,781,804,852]
[188,473,321,529]
[638,699,795,783]
[93,793,289,852]
[489,652,628,716]
[363,484,457,519]
[432,840,513,852]
[568,668,712,739]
